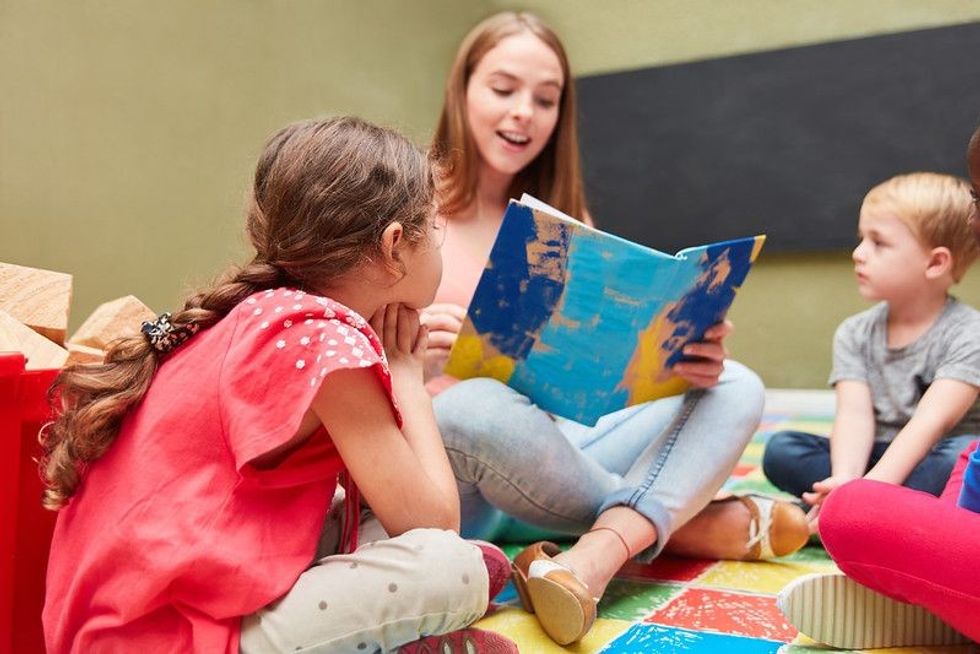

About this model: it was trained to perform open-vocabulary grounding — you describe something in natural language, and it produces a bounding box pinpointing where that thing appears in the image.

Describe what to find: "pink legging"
[820,440,979,642]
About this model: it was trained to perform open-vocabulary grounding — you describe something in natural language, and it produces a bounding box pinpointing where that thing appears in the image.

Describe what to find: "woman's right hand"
[419,302,467,380]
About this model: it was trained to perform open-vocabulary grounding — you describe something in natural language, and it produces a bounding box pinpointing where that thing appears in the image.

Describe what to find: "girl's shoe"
[397,628,517,654]
[468,539,510,603]
[511,541,597,645]
[777,572,970,649]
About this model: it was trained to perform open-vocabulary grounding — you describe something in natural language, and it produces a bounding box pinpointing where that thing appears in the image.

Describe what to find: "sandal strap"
[528,558,571,579]
[743,495,776,559]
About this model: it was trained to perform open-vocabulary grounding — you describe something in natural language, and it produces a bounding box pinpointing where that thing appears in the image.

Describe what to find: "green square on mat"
[780,545,833,565]
[598,579,684,621]
[499,542,573,560]
[499,543,524,559]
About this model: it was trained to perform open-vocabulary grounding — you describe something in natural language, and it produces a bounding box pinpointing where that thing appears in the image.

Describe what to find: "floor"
[472,390,976,653]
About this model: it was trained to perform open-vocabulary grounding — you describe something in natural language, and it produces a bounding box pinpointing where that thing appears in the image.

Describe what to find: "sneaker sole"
[777,573,969,649]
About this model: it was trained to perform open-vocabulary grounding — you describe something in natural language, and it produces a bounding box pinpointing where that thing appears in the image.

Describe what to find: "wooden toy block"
[0,310,68,370]
[69,295,155,350]
[0,262,73,345]
[65,343,105,366]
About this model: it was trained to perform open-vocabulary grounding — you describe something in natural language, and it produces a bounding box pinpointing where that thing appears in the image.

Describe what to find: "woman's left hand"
[670,320,732,388]
[419,302,467,381]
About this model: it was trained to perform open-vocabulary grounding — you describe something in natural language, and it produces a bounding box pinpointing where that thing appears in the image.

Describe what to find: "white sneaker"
[777,572,970,649]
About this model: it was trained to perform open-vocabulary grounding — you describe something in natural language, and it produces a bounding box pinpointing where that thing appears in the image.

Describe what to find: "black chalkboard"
[576,22,980,253]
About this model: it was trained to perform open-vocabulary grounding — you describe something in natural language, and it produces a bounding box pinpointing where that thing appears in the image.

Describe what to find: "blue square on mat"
[601,623,783,654]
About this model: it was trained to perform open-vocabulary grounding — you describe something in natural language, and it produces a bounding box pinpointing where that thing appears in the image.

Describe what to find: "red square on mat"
[646,587,798,642]
[730,463,757,478]
[617,556,715,583]
[756,419,786,432]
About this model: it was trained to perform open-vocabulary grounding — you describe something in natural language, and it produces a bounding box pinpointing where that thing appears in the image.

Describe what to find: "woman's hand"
[671,320,732,388]
[419,302,467,380]
[371,303,428,399]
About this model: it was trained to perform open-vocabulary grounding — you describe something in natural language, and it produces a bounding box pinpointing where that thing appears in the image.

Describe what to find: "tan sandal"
[735,493,809,560]
[511,541,597,645]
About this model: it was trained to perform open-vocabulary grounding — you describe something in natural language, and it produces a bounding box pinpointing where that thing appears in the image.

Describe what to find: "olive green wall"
[2,1,979,388]
[0,0,487,328]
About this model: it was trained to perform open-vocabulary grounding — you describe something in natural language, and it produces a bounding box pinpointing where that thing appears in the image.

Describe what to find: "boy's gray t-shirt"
[829,297,980,442]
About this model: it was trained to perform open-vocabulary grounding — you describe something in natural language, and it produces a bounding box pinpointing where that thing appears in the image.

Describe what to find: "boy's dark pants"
[762,430,978,500]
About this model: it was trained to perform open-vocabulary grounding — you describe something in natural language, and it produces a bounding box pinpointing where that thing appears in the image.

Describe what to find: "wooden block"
[65,343,104,366]
[0,262,73,344]
[69,295,155,350]
[0,310,68,370]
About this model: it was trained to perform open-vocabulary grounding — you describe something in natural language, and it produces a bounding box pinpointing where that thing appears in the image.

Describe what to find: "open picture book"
[444,195,766,425]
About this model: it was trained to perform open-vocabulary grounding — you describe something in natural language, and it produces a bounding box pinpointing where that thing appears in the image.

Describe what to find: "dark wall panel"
[577,22,980,253]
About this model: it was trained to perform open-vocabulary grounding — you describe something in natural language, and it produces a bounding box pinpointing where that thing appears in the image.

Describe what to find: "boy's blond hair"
[862,172,979,281]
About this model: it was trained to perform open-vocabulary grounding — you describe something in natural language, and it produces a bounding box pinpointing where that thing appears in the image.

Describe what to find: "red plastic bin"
[1,353,59,654]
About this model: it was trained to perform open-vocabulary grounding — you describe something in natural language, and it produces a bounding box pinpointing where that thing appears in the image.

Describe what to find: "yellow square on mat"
[696,559,839,595]
[741,441,766,462]
[474,607,632,654]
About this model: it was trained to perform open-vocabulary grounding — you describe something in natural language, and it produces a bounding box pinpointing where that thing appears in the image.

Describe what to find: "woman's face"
[968,134,980,246]
[465,31,564,179]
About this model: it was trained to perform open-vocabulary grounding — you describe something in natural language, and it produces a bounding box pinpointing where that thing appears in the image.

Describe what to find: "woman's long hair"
[432,11,588,220]
[40,116,436,509]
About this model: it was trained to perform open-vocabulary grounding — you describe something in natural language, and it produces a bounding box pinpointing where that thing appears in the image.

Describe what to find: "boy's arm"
[818,314,875,489]
[828,380,877,479]
[803,380,876,509]
[865,379,979,485]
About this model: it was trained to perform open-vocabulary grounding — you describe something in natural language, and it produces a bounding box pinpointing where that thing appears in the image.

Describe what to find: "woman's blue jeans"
[762,430,978,500]
[433,360,765,560]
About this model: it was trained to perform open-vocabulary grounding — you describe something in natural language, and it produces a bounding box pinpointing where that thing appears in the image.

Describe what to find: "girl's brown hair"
[432,11,588,219]
[40,116,435,509]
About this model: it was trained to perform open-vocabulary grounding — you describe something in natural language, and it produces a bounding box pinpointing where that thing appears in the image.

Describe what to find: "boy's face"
[852,206,933,302]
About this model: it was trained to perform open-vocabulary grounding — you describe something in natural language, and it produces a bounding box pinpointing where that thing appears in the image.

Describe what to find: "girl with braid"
[41,117,516,654]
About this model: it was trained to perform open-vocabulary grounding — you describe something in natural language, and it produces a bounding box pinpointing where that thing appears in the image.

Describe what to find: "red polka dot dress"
[44,289,398,654]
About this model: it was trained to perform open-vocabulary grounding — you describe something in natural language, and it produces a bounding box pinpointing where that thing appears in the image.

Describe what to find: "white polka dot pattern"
[236,288,394,412]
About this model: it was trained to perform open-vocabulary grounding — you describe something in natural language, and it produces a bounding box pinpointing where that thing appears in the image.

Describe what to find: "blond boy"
[763,173,980,524]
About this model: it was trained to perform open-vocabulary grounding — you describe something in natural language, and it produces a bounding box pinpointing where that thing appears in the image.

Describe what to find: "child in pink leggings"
[778,125,980,649]
[810,442,978,642]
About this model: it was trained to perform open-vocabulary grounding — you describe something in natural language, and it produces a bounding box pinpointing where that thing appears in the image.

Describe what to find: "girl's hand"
[419,302,466,380]
[671,320,732,388]
[371,304,428,395]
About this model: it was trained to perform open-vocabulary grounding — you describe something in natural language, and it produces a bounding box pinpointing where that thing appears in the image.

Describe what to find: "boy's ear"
[380,222,404,270]
[925,246,953,280]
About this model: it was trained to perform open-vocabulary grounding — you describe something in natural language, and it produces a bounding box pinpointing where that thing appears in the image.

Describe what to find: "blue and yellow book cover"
[444,195,765,425]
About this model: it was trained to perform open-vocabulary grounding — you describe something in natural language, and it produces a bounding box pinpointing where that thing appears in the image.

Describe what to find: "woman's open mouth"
[497,130,531,149]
